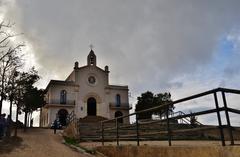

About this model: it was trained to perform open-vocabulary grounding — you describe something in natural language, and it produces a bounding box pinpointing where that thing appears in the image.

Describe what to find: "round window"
[88,76,96,84]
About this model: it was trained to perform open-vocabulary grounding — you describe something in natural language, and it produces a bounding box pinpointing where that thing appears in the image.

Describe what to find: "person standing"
[53,119,58,134]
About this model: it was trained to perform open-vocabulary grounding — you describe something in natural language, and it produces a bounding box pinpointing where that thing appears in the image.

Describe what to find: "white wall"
[41,64,130,125]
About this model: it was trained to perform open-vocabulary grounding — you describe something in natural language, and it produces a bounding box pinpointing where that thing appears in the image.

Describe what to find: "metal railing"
[66,111,80,136]
[66,110,75,125]
[100,87,240,146]
[172,111,203,125]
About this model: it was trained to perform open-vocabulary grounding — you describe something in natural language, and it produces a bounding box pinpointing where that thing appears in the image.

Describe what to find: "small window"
[116,94,121,107]
[60,90,67,104]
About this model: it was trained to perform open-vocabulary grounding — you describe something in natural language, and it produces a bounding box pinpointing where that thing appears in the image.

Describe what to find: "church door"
[87,97,96,116]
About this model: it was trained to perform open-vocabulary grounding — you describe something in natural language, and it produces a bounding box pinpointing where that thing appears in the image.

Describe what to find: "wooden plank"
[214,92,225,146]
[117,126,217,138]
[228,108,240,114]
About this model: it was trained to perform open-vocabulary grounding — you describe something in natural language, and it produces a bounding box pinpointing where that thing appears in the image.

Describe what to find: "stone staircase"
[77,117,207,141]
[65,113,223,142]
[77,116,112,141]
[66,114,240,142]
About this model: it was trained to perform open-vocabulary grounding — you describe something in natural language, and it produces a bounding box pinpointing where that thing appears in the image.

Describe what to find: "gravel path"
[1,128,87,157]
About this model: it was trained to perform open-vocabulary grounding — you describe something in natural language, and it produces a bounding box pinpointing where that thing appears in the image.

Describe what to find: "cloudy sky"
[1,0,240,125]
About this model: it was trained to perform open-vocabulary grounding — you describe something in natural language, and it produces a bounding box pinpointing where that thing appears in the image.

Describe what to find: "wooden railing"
[100,87,240,146]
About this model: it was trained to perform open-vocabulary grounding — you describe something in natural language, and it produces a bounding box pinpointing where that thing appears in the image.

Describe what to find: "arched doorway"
[58,109,68,126]
[115,111,123,123]
[87,97,96,116]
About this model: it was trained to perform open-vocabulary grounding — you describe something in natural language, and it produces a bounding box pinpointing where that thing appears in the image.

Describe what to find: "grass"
[63,136,96,154]
[64,137,78,145]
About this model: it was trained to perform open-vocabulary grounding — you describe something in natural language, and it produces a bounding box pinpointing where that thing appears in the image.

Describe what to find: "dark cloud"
[2,0,240,96]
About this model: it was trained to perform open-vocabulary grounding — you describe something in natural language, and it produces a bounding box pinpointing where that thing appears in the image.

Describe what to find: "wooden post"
[214,92,225,146]
[101,122,104,146]
[221,91,234,145]
[136,113,140,146]
[166,105,171,146]
[116,118,119,146]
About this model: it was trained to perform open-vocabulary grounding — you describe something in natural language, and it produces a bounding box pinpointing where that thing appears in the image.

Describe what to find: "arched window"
[60,90,67,104]
[116,94,121,107]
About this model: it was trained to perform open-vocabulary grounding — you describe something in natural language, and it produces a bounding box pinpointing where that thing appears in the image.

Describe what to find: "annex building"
[40,49,130,127]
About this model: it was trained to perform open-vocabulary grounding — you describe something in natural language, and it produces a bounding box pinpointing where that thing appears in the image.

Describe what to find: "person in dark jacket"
[53,119,58,134]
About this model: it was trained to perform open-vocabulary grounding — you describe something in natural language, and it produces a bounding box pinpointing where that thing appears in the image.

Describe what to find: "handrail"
[173,111,203,125]
[66,110,75,125]
[228,107,240,114]
[100,87,240,146]
[101,88,232,123]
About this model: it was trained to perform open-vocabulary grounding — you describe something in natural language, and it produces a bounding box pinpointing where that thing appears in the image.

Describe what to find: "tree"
[11,68,44,135]
[5,70,20,119]
[135,91,174,120]
[0,21,23,114]
[16,68,42,130]
[0,50,22,114]
[0,21,43,135]
[22,87,45,129]
[135,91,155,119]
[153,93,173,119]
[13,72,25,136]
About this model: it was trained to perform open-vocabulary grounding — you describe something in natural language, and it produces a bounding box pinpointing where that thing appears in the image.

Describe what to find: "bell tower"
[87,45,96,66]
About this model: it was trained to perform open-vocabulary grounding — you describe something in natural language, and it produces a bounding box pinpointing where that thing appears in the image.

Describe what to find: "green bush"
[64,136,78,145]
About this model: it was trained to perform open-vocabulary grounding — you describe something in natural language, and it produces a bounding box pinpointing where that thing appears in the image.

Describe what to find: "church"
[40,49,130,127]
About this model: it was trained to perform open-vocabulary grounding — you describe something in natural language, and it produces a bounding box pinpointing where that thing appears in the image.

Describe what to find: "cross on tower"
[89,44,94,50]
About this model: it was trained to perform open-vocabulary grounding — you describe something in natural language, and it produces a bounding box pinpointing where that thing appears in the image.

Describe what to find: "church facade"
[40,50,130,127]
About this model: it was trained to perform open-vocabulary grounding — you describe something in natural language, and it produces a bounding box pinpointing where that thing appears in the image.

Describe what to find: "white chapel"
[40,49,130,127]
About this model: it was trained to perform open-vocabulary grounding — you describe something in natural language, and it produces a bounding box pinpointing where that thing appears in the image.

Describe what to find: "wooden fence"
[101,87,240,146]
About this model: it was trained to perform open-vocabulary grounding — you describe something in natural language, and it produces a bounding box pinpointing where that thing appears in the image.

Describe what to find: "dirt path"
[1,128,87,157]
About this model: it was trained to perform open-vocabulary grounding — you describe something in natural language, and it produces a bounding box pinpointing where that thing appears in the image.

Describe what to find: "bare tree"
[0,21,23,61]
[0,48,22,114]
[0,21,23,114]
